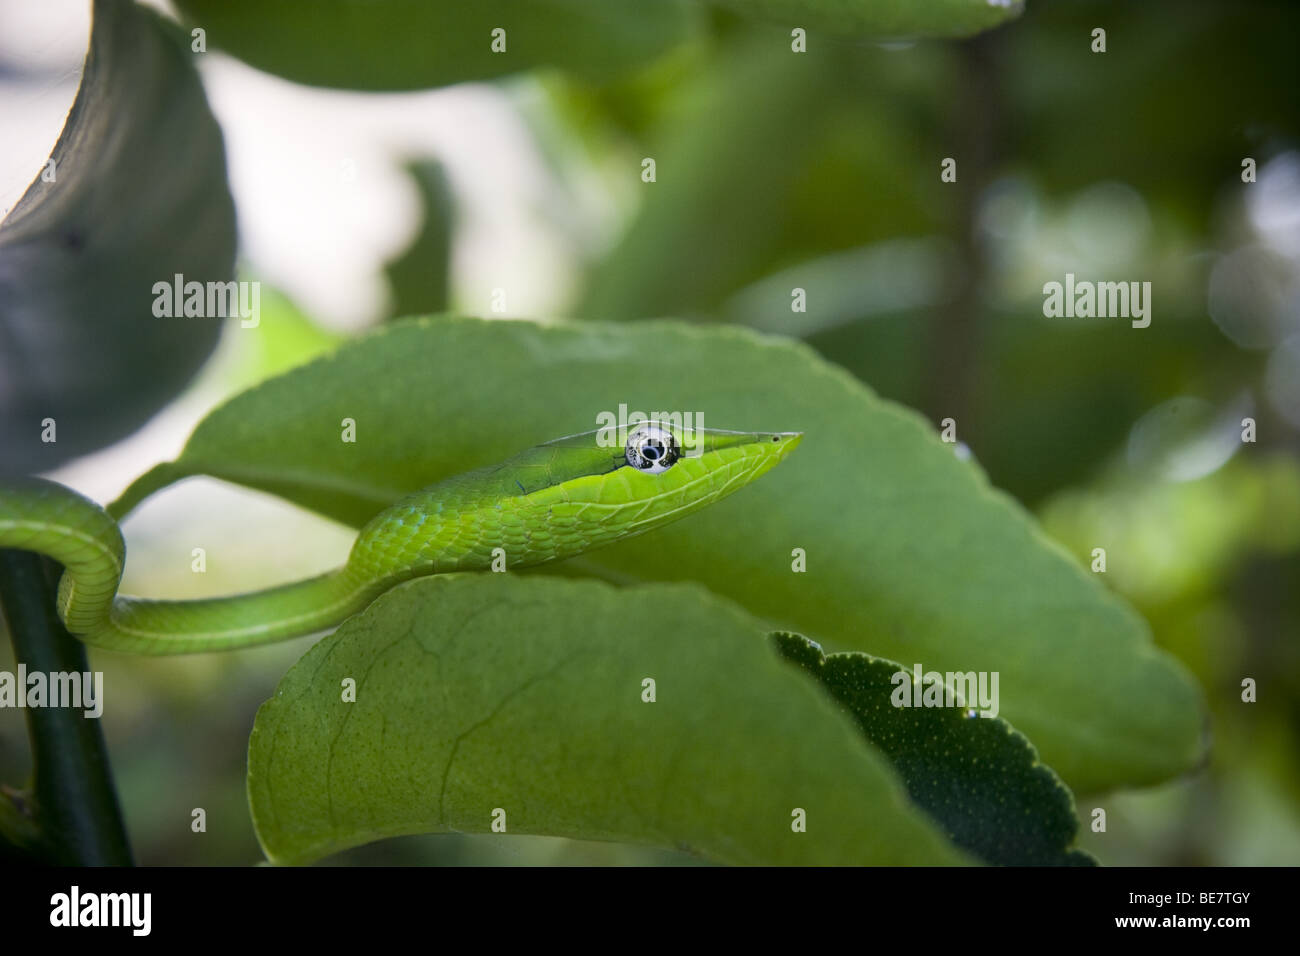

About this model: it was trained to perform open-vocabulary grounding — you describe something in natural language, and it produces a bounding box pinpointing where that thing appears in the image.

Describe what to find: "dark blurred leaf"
[0,0,236,476]
[709,0,1023,38]
[1008,0,1300,225]
[774,631,1095,865]
[383,161,454,320]
[172,0,699,91]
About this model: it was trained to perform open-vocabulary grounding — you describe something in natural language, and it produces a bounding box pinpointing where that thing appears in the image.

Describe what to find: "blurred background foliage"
[1,0,1298,865]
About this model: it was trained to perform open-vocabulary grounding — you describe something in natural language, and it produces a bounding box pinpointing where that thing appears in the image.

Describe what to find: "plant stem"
[0,550,133,865]
[924,33,1002,427]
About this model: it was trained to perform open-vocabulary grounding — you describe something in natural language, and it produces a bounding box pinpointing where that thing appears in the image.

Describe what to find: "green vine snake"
[0,423,801,655]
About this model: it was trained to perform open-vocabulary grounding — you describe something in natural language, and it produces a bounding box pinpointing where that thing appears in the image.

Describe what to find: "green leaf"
[576,37,840,321]
[383,161,455,320]
[709,0,1023,38]
[119,315,1205,792]
[247,574,965,865]
[0,0,236,476]
[573,37,944,321]
[172,0,699,91]
[773,631,1094,865]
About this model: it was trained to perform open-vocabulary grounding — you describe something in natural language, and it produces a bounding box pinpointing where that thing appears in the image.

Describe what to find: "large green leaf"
[774,632,1093,865]
[117,315,1205,792]
[710,0,1023,38]
[0,0,236,476]
[172,0,698,91]
[248,574,965,865]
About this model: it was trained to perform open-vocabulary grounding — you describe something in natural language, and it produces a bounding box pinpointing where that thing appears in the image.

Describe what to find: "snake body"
[0,424,801,654]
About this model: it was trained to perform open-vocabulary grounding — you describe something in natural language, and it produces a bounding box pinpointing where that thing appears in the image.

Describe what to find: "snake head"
[509,422,804,557]
[353,423,803,575]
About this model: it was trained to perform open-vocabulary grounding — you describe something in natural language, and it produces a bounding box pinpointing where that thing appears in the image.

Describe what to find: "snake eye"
[625,424,680,475]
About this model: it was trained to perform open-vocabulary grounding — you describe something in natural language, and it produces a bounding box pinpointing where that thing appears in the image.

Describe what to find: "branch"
[0,550,133,865]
